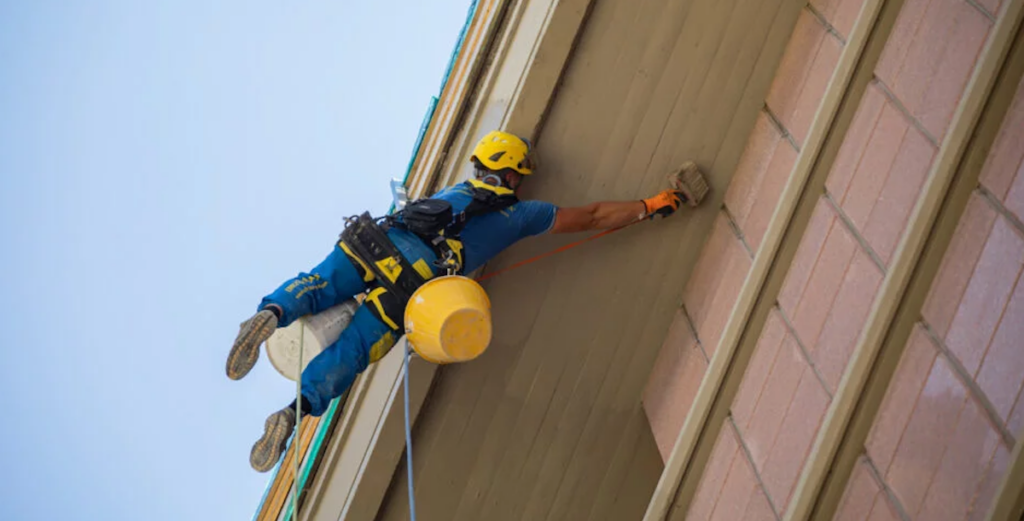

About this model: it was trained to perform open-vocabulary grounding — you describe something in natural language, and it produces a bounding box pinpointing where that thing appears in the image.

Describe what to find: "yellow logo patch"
[285,274,321,293]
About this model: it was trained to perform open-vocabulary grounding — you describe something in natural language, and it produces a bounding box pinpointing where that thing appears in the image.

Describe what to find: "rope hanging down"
[293,321,304,520]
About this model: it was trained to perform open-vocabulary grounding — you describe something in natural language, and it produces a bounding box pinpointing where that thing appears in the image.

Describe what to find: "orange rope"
[475,218,647,282]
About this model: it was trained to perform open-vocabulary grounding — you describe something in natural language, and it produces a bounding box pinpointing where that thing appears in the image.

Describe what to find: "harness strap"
[412,180,518,273]
[446,180,518,238]
[364,286,404,332]
[342,180,517,331]
[340,212,428,305]
[339,241,375,282]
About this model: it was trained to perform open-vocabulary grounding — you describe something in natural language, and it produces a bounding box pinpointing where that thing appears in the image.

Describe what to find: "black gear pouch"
[399,198,454,237]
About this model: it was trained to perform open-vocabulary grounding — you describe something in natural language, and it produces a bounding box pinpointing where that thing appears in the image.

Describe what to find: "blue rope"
[404,344,417,521]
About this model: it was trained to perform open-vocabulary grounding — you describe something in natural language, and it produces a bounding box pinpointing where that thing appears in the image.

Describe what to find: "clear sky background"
[0,1,473,519]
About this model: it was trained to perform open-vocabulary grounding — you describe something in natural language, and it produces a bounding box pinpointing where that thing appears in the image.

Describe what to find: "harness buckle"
[435,249,461,276]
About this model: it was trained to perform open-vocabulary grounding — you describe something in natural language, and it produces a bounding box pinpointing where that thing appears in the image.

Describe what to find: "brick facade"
[644,0,1020,518]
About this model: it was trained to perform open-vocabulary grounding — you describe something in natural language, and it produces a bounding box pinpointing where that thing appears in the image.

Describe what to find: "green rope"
[277,398,342,520]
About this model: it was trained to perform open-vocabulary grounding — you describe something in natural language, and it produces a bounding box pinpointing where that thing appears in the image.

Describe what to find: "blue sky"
[0,1,472,519]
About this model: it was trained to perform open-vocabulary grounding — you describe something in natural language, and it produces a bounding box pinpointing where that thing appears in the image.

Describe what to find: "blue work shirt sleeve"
[515,200,558,237]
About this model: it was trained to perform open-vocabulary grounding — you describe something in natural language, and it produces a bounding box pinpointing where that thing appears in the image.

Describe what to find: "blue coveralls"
[259,183,558,416]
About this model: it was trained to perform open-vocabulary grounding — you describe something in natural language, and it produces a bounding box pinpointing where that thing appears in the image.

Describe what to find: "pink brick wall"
[765,10,845,147]
[679,0,1005,518]
[833,457,909,521]
[837,69,1024,521]
[683,2,875,516]
[645,2,1016,515]
[643,211,751,461]
[644,309,710,460]
[687,421,779,520]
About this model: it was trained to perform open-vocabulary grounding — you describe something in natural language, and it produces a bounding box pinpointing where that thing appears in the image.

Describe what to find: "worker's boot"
[250,406,296,472]
[226,308,278,380]
[670,161,710,207]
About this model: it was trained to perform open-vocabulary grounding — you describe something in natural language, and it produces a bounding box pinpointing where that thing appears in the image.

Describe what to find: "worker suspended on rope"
[227,130,709,472]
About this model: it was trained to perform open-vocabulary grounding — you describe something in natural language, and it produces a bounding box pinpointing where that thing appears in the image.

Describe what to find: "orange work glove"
[642,189,686,218]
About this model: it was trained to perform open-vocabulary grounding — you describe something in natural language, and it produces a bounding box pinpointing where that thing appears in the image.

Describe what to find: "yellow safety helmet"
[471,130,535,175]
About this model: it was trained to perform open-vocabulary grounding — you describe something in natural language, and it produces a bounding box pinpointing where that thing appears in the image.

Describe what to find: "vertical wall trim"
[987,425,1024,520]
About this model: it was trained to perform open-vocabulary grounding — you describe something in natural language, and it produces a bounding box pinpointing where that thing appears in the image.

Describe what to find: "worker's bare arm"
[550,201,646,234]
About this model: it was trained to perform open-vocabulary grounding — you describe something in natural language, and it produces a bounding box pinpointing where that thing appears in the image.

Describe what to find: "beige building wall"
[373,0,808,519]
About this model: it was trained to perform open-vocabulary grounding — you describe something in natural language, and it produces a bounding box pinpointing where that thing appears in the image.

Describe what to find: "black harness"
[338,180,518,332]
[388,181,519,272]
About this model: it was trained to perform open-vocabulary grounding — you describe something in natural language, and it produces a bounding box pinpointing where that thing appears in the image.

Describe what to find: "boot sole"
[226,311,275,380]
[250,411,294,473]
[669,161,710,207]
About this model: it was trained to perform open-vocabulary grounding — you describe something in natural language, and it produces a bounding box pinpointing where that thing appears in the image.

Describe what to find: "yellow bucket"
[404,275,492,364]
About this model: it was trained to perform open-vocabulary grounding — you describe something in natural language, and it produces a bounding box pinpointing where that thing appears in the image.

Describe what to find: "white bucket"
[265,299,360,381]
